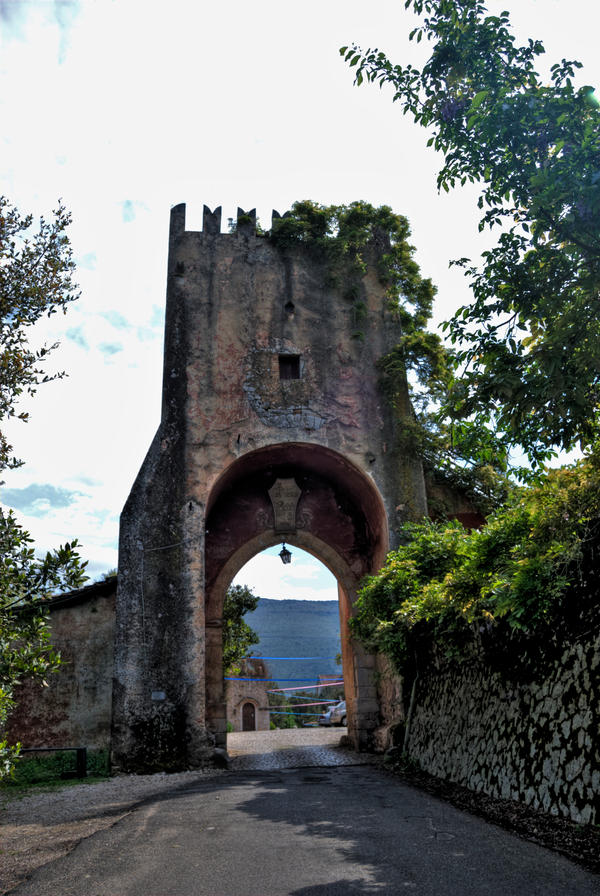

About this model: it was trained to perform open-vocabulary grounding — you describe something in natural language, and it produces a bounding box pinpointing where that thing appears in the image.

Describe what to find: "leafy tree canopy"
[0,197,79,473]
[342,1,600,465]
[352,451,600,673]
[222,584,260,673]
[0,197,85,777]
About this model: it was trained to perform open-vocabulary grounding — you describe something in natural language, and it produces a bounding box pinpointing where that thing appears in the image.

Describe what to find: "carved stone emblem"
[255,509,270,529]
[296,508,313,530]
[268,478,302,534]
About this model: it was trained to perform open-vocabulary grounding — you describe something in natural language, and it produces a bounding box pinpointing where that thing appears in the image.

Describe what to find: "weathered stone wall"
[401,630,599,824]
[5,581,116,751]
[372,654,405,753]
[112,203,430,771]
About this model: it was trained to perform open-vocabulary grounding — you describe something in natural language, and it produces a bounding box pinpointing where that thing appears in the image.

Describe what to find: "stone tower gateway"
[111,204,428,773]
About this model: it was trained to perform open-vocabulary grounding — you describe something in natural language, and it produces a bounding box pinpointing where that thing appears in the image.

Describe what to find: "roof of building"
[48,575,117,611]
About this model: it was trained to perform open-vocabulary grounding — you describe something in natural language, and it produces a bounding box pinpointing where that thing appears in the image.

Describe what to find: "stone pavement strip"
[6,732,599,896]
[226,727,373,771]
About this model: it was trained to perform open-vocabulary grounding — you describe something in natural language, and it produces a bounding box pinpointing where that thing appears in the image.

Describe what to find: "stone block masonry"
[5,580,116,752]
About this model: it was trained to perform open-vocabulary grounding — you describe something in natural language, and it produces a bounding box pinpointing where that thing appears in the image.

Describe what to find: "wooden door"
[242,702,256,731]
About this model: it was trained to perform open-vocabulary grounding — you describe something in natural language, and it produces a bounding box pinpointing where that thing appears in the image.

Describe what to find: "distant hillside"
[246,598,342,687]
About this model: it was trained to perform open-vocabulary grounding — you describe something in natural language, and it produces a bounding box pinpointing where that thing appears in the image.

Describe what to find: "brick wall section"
[5,580,116,751]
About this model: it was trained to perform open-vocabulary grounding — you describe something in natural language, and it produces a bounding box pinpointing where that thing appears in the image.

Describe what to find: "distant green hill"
[246,598,342,687]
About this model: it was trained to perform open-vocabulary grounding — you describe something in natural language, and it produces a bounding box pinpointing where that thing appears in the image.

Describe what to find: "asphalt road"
[10,764,599,896]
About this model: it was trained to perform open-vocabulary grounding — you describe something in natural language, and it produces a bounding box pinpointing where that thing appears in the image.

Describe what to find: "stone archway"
[203,442,389,750]
[111,203,429,773]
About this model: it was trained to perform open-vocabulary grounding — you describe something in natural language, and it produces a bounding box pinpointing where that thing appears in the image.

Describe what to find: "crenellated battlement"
[169,202,292,241]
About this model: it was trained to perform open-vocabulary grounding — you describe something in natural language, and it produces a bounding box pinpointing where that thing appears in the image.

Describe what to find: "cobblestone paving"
[226,727,380,770]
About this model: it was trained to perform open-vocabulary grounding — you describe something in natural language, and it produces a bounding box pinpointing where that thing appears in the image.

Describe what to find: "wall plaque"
[268,478,302,534]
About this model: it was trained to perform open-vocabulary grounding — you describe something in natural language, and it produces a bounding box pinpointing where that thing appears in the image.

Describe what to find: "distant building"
[226,659,272,732]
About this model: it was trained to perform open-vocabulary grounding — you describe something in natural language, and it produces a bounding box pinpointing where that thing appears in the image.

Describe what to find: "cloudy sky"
[0,0,598,599]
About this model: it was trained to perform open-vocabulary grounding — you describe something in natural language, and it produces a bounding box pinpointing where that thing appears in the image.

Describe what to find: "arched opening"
[204,443,389,752]
[242,702,256,731]
[226,545,343,739]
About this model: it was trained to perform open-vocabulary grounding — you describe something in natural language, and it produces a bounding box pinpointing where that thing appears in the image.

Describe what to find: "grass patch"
[1,748,110,789]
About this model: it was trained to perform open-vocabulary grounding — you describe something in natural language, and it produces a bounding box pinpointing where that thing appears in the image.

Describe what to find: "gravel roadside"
[0,728,353,895]
[0,768,227,895]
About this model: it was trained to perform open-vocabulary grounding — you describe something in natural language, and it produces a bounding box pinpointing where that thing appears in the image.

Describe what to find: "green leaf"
[469,90,489,111]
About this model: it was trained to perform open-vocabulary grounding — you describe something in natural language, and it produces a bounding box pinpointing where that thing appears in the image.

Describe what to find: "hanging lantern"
[279,542,292,565]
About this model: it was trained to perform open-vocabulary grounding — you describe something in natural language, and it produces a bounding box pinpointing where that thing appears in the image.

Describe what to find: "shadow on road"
[8,765,600,895]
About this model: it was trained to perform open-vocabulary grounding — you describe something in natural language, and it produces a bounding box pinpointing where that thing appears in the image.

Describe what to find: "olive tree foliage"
[342,0,600,466]
[0,197,87,777]
[0,197,81,471]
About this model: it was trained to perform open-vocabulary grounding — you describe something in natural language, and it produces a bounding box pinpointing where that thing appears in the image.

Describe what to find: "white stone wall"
[405,633,599,824]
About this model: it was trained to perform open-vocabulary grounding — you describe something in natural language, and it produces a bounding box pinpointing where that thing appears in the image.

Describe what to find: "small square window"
[279,354,301,380]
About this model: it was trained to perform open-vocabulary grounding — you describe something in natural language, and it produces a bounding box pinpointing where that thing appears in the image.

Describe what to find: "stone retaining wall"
[404,630,599,824]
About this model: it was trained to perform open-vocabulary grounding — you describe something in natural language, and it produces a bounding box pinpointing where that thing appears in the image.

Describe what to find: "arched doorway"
[204,442,389,751]
[228,545,342,735]
[242,702,256,731]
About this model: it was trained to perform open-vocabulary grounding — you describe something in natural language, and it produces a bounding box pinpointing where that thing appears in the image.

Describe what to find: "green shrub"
[1,748,110,788]
[352,452,600,671]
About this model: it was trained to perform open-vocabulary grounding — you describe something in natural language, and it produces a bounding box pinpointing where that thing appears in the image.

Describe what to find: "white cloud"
[0,482,81,513]
[0,0,598,579]
[233,548,338,602]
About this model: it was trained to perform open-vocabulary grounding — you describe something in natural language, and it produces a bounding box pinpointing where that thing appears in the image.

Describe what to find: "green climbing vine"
[269,200,509,506]
[269,199,440,357]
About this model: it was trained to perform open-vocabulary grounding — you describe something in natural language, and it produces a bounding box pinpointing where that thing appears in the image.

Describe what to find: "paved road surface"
[9,735,599,896]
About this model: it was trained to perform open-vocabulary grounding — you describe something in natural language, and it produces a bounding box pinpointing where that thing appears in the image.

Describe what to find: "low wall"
[5,580,116,751]
[400,626,599,824]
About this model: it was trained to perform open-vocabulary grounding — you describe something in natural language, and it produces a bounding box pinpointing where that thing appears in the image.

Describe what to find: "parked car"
[318,701,346,727]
